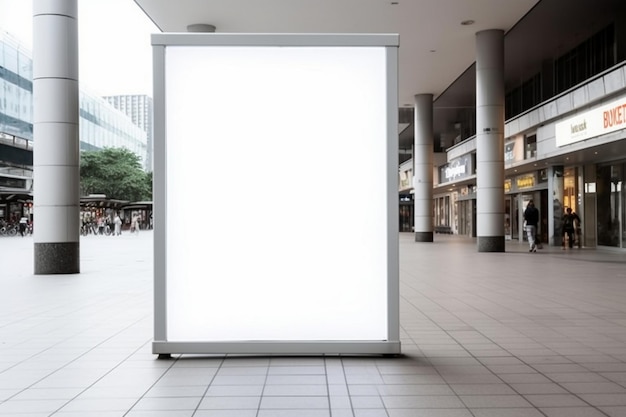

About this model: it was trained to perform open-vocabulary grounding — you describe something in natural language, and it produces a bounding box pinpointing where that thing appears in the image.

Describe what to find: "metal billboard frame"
[152,33,400,355]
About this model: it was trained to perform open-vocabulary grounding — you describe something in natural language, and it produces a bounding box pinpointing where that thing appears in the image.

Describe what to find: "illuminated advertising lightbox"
[152,33,400,355]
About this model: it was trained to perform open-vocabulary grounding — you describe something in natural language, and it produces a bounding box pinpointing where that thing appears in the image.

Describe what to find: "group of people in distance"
[524,199,581,253]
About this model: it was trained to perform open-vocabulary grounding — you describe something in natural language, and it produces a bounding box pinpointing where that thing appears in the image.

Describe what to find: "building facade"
[103,94,153,171]
[0,29,148,221]
[425,38,626,250]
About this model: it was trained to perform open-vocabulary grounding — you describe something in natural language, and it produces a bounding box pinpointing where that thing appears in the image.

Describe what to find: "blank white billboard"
[152,33,399,355]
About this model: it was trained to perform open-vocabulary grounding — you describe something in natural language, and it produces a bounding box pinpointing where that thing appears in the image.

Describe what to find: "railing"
[0,132,33,151]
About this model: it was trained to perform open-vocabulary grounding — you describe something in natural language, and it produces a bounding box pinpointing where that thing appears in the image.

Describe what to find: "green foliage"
[80,147,151,202]
[144,170,153,201]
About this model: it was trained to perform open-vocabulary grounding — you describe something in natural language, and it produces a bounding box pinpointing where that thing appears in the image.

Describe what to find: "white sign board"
[152,33,400,355]
[556,95,626,146]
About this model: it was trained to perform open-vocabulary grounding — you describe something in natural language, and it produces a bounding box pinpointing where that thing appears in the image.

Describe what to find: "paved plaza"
[1,231,626,416]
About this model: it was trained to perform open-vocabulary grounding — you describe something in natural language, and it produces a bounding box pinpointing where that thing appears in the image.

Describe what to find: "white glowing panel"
[153,34,399,352]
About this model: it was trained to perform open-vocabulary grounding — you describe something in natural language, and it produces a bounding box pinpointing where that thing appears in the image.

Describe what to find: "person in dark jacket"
[562,207,581,249]
[523,200,539,252]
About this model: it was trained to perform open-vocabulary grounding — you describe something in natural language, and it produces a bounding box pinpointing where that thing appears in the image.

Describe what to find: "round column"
[475,29,505,252]
[33,0,80,274]
[413,94,434,242]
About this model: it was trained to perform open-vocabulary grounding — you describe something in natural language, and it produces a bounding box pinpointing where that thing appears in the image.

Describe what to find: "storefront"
[398,161,414,233]
[554,94,626,249]
[596,162,625,248]
[436,154,474,235]
[505,171,548,243]
[457,185,476,237]
[399,194,413,232]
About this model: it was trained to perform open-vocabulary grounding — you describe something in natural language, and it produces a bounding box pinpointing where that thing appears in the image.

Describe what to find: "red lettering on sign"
[603,103,626,128]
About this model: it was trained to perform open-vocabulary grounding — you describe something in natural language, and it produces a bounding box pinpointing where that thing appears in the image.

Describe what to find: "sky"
[0,0,160,97]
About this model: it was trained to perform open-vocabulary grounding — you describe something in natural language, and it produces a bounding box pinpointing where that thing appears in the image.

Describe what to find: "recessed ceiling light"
[187,23,216,32]
[461,20,475,26]
[430,49,436,53]
[391,1,399,4]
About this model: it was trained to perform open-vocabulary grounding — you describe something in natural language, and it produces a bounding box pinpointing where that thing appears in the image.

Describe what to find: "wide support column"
[33,0,80,274]
[413,94,434,242]
[475,30,505,252]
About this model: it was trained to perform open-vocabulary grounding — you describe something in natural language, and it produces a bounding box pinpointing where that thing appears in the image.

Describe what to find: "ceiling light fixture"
[187,24,216,33]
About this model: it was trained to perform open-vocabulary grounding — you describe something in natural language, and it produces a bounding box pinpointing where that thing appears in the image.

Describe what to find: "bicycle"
[0,222,18,237]
[80,222,98,236]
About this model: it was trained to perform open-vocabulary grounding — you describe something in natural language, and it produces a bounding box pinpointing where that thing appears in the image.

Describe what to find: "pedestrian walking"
[18,216,28,237]
[131,214,140,234]
[562,207,581,249]
[114,213,122,236]
[523,200,539,253]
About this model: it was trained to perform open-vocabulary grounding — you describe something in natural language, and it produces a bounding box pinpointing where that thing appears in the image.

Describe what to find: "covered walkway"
[1,232,626,416]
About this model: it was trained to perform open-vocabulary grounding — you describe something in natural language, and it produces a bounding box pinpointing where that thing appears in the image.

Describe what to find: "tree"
[80,147,150,202]
[144,170,153,201]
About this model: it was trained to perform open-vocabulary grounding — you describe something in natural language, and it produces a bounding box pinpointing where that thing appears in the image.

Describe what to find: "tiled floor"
[1,231,626,416]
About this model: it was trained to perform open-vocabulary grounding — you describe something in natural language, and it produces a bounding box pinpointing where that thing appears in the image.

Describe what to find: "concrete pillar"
[475,29,505,252]
[413,94,434,242]
[33,0,80,274]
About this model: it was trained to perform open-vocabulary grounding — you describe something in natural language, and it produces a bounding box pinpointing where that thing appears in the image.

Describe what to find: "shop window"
[525,134,537,159]
[597,164,623,247]
[563,167,577,213]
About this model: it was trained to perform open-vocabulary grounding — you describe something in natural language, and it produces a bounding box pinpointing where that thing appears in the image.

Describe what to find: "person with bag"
[523,200,539,253]
[562,207,581,249]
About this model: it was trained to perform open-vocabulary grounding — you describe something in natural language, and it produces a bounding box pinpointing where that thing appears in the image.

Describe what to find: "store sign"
[504,179,512,193]
[439,154,473,184]
[556,96,626,146]
[399,167,412,190]
[516,174,535,189]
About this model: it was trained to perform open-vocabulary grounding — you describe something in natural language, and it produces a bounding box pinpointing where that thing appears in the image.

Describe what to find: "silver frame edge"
[153,341,401,355]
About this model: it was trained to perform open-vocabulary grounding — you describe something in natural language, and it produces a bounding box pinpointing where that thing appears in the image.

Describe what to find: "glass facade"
[0,31,32,140]
[0,30,147,166]
[104,95,154,171]
[597,163,625,248]
[79,89,147,163]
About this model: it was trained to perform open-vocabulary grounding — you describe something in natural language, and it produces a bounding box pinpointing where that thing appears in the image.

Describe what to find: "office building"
[104,94,153,171]
[0,29,148,220]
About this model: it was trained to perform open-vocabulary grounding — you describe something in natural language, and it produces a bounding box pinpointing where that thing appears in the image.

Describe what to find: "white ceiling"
[133,0,539,107]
